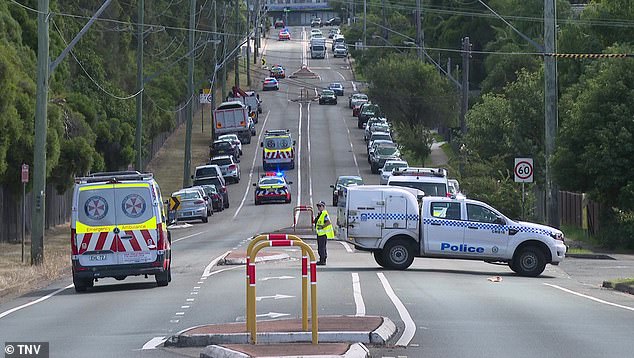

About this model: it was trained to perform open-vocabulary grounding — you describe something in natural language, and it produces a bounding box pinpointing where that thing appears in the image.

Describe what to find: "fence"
[535,189,600,235]
[0,98,197,242]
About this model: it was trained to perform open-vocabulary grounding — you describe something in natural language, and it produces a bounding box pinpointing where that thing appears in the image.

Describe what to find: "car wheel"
[373,251,387,268]
[382,238,415,270]
[334,100,337,105]
[511,246,546,277]
[255,199,260,206]
[202,215,208,223]
[358,119,363,129]
[371,164,378,174]
[155,267,170,287]
[73,275,92,293]
[332,196,337,207]
[319,101,323,105]
[224,197,230,208]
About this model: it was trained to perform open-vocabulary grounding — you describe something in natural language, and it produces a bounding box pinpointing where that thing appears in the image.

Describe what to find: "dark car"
[328,83,344,96]
[357,103,380,128]
[369,143,401,174]
[253,175,292,205]
[193,176,229,208]
[319,89,337,105]
[311,18,322,27]
[201,184,224,212]
[330,175,363,206]
[325,17,341,26]
[274,19,285,28]
[210,139,240,161]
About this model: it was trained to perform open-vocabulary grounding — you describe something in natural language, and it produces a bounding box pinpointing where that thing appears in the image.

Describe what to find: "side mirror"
[190,175,194,179]
[287,181,293,185]
[329,185,334,188]
[252,183,257,187]
[204,196,209,200]
[164,199,169,205]
[260,142,264,147]
[293,140,296,146]
[379,169,383,174]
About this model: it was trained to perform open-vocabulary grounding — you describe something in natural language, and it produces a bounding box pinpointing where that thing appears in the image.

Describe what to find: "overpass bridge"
[264,0,337,26]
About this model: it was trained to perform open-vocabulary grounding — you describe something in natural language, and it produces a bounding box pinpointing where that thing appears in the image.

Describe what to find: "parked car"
[193,175,229,208]
[330,175,363,206]
[190,185,214,216]
[218,134,243,155]
[210,139,240,161]
[364,122,390,142]
[333,44,348,57]
[328,27,340,39]
[172,188,208,223]
[200,184,224,211]
[379,160,409,185]
[349,93,368,109]
[325,17,341,26]
[369,143,401,174]
[319,89,337,105]
[357,103,380,128]
[209,155,241,183]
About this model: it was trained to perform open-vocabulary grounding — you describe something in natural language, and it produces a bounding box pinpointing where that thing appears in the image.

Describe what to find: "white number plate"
[89,254,107,261]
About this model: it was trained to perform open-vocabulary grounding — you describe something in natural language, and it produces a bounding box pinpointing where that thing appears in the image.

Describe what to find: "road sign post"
[514,158,533,220]
[21,164,29,263]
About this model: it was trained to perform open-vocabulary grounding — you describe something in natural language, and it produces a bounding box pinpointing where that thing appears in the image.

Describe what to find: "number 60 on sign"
[514,158,533,183]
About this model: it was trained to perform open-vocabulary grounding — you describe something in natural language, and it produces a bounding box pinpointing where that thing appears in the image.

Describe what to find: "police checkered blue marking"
[423,218,554,236]
[356,212,419,221]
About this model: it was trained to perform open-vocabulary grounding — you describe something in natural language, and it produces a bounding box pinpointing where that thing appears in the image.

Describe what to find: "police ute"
[339,185,567,276]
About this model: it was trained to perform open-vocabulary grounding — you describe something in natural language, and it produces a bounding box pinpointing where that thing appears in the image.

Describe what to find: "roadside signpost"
[199,88,212,133]
[514,158,533,219]
[21,164,29,263]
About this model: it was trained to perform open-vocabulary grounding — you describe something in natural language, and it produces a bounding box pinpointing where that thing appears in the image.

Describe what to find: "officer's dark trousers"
[317,235,327,262]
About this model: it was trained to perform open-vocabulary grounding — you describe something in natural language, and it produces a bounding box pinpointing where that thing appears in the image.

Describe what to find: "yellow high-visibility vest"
[316,210,335,239]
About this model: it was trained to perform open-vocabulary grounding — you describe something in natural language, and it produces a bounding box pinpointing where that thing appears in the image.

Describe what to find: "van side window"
[431,202,461,220]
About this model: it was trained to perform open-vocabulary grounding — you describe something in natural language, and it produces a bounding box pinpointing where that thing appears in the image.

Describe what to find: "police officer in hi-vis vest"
[314,201,334,265]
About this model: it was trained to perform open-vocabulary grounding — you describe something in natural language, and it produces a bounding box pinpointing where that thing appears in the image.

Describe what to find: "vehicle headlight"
[550,232,565,242]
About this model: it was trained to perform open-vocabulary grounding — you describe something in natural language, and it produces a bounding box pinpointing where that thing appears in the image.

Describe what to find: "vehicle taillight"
[71,228,78,255]
[216,123,222,128]
[157,223,167,250]
[446,192,452,198]
[194,199,205,204]
[229,165,237,171]
[221,187,227,193]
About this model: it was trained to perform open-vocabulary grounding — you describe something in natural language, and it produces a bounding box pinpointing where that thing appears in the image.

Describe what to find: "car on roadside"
[325,17,341,26]
[328,27,340,39]
[348,93,368,109]
[218,134,243,155]
[319,89,337,105]
[328,82,344,96]
[193,175,229,208]
[269,65,286,79]
[274,19,285,28]
[248,116,256,136]
[333,44,348,57]
[311,17,322,27]
[332,35,346,51]
[310,29,323,37]
[190,185,214,217]
[369,143,401,174]
[379,160,409,185]
[357,103,380,128]
[200,184,224,211]
[210,139,240,162]
[364,121,390,142]
[330,175,363,206]
[367,132,393,154]
[367,139,395,163]
[209,155,241,183]
[192,164,223,182]
[253,174,293,205]
[262,77,279,91]
[278,29,291,41]
[172,188,209,223]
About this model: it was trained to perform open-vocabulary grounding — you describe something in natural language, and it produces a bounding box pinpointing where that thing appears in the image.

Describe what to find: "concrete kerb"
[201,343,369,358]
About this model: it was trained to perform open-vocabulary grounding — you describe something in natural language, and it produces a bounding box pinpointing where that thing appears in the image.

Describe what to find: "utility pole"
[544,0,559,226]
[234,0,240,88]
[135,0,144,170]
[212,0,217,107]
[246,0,251,87]
[363,0,367,48]
[183,0,196,188]
[32,0,50,266]
[221,4,227,100]
[254,0,259,65]
[415,0,423,61]
[460,36,470,137]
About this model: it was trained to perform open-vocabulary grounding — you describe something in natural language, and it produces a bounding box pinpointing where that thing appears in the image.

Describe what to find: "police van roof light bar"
[76,171,154,183]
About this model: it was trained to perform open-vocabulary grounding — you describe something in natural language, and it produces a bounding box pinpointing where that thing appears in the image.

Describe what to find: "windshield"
[193,177,222,187]
[338,177,363,186]
[384,162,407,171]
[353,94,367,100]
[260,178,284,186]
[362,105,378,113]
[372,134,391,141]
[389,181,447,196]
[173,191,200,200]
[376,147,399,156]
[214,142,232,150]
[210,158,232,166]
[219,135,237,142]
[195,167,218,177]
[265,137,291,149]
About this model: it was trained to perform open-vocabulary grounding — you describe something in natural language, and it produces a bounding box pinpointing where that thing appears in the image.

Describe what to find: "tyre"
[73,275,92,292]
[371,164,378,174]
[156,267,170,287]
[224,196,230,208]
[511,246,546,277]
[255,199,260,206]
[334,100,337,105]
[319,100,324,105]
[358,119,363,129]
[202,215,208,223]
[381,238,415,270]
[332,196,338,207]
[373,251,387,268]
[290,161,295,169]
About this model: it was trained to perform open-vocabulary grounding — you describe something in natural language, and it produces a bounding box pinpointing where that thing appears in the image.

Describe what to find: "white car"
[218,134,242,155]
[379,160,409,185]
[348,93,368,109]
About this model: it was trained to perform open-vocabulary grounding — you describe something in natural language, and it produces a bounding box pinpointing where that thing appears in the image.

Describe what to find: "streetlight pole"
[183,0,196,188]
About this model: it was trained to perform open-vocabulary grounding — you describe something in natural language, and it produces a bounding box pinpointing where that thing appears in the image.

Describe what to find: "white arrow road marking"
[336,71,346,80]
[142,336,166,350]
[261,276,295,281]
[377,273,415,347]
[202,251,232,277]
[351,273,366,316]
[0,284,73,320]
[167,223,192,229]
[256,294,295,301]
[257,312,290,319]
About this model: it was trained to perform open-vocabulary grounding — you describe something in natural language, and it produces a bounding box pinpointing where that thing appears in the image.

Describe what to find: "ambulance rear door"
[76,184,118,267]
[114,183,158,265]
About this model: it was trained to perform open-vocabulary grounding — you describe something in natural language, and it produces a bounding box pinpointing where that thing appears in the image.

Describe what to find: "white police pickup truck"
[339,185,567,276]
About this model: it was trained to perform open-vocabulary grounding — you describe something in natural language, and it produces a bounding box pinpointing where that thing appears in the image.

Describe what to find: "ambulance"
[261,129,296,171]
[70,171,172,292]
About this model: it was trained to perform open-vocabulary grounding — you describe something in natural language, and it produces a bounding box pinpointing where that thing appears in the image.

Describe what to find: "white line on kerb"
[336,71,346,80]
[141,336,166,350]
[544,283,634,312]
[351,273,366,316]
[338,241,354,253]
[296,103,303,207]
[172,231,204,243]
[202,251,231,277]
[377,273,416,347]
[307,102,314,206]
[344,124,360,176]
[233,110,272,219]
[0,284,73,320]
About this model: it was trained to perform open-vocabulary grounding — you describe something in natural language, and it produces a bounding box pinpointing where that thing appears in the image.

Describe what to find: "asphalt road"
[1,27,634,358]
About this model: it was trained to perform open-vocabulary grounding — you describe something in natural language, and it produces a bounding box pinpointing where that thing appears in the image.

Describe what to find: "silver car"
[380,160,408,185]
[190,186,214,216]
[209,155,240,184]
[349,93,368,109]
[172,189,208,223]
[333,44,348,57]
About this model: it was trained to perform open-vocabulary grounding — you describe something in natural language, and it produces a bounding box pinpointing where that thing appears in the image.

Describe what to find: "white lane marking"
[377,273,416,347]
[544,283,634,312]
[352,81,357,92]
[205,266,241,277]
[181,305,190,309]
[351,273,366,317]
[261,276,295,281]
[339,241,353,253]
[296,103,303,208]
[175,312,185,316]
[335,71,346,80]
[307,102,314,206]
[172,231,204,243]
[202,251,231,277]
[0,284,73,320]
[344,124,361,176]
[233,110,272,219]
[186,298,195,302]
[142,336,166,350]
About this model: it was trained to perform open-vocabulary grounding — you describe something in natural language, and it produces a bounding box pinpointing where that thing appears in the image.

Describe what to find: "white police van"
[340,185,567,276]
[387,167,449,197]
[71,171,171,292]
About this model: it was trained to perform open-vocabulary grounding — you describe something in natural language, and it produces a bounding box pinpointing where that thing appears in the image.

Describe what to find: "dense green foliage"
[340,0,634,248]
[0,0,240,192]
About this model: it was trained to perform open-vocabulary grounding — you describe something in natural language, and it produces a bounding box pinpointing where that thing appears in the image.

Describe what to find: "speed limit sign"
[514,158,533,183]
